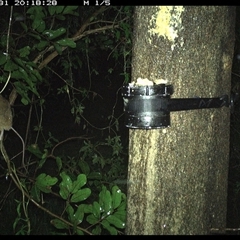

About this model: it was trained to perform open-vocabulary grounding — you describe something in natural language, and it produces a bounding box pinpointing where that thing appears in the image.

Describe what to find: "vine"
[0,5,133,235]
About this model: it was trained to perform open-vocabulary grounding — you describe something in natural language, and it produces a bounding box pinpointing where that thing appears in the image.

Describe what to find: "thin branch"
[1,139,93,235]
[37,24,119,70]
[33,6,108,69]
[50,136,93,156]
[49,68,103,103]
[72,6,107,38]
[0,6,13,94]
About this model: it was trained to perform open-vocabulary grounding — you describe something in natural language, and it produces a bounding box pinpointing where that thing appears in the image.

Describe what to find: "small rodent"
[0,94,26,172]
[0,94,12,132]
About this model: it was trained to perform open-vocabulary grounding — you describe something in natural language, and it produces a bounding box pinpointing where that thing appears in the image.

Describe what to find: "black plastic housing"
[122,83,229,129]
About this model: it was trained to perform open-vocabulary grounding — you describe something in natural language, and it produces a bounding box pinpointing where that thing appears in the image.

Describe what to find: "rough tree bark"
[125,6,235,235]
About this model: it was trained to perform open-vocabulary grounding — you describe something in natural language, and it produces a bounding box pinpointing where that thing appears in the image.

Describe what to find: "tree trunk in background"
[126,6,235,235]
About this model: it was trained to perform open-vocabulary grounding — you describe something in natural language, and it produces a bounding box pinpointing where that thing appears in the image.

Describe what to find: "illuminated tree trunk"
[125,6,235,235]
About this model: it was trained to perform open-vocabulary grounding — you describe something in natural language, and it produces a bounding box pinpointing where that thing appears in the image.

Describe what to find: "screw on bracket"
[122,84,235,129]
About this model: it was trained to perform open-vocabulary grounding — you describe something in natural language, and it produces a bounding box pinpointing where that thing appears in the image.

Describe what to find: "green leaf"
[36,40,49,51]
[18,67,29,79]
[99,186,112,214]
[51,219,69,230]
[66,204,74,222]
[70,188,91,203]
[28,72,37,84]
[62,6,79,15]
[53,43,62,55]
[87,171,102,180]
[32,18,43,31]
[55,15,66,21]
[78,160,90,175]
[30,184,41,202]
[25,63,33,72]
[30,85,39,97]
[0,35,7,49]
[36,173,58,193]
[0,53,7,65]
[43,28,66,40]
[28,32,42,40]
[73,204,85,224]
[30,69,43,82]
[38,149,48,168]
[82,204,92,214]
[92,201,101,218]
[112,186,122,209]
[116,197,126,212]
[113,210,126,222]
[106,215,125,229]
[71,174,87,194]
[27,7,46,31]
[12,57,27,73]
[76,229,84,235]
[92,225,101,235]
[59,172,72,199]
[4,60,19,71]
[21,97,29,105]
[101,219,118,235]
[18,46,31,58]
[48,6,56,15]
[55,156,62,172]
[18,68,39,97]
[55,6,65,14]
[26,6,41,15]
[37,20,46,32]
[115,30,120,40]
[13,83,30,104]
[26,61,38,68]
[27,144,43,159]
[92,154,103,166]
[56,38,76,48]
[20,22,28,32]
[86,214,98,225]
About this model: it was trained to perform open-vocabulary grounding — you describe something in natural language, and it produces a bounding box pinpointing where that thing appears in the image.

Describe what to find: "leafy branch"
[35,6,124,70]
[1,137,126,235]
[37,24,120,70]
[0,5,132,235]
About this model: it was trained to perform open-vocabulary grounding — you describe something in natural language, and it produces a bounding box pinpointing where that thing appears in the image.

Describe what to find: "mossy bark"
[126,6,235,235]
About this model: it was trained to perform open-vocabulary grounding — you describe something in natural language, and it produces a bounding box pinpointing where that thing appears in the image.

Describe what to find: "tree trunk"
[125,6,235,235]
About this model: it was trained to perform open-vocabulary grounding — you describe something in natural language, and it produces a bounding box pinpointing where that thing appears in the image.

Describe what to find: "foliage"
[0,5,133,235]
[30,170,126,235]
[0,5,132,110]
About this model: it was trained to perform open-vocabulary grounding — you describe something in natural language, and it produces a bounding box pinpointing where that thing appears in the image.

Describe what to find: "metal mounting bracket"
[121,83,237,129]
